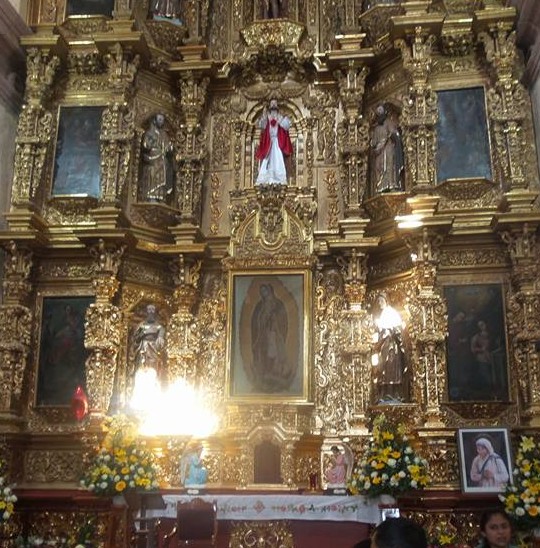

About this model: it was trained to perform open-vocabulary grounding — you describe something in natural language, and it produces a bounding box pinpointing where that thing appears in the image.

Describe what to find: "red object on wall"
[71,385,88,421]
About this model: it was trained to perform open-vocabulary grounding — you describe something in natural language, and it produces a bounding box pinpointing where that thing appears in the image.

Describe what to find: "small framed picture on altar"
[457,427,513,494]
[226,271,310,400]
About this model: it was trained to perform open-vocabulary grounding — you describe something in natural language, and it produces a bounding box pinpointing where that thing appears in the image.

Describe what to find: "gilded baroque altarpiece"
[0,0,539,544]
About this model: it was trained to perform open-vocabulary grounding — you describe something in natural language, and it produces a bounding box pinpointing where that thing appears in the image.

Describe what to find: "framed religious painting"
[444,284,509,402]
[52,106,103,198]
[36,295,93,406]
[226,271,310,401]
[457,427,512,494]
[436,87,492,183]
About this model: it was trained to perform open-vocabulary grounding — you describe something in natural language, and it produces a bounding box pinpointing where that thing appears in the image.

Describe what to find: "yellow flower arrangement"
[80,414,159,497]
[426,520,459,548]
[348,414,429,498]
[0,463,17,522]
[500,435,540,530]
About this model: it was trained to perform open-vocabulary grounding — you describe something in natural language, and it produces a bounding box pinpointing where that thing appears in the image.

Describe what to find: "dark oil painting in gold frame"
[36,296,93,406]
[66,0,114,16]
[436,87,492,183]
[52,106,103,198]
[444,284,509,402]
[227,271,310,401]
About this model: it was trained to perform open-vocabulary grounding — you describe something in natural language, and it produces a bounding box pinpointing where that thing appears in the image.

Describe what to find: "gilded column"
[167,255,202,382]
[496,222,540,424]
[99,43,139,208]
[11,47,59,207]
[394,25,439,190]
[313,267,348,435]
[84,240,124,418]
[335,64,370,217]
[401,218,450,427]
[0,242,33,416]
[183,0,210,44]
[478,18,531,200]
[175,72,210,226]
[338,249,376,430]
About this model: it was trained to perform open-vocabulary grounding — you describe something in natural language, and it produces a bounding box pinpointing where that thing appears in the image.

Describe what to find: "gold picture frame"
[35,294,94,406]
[226,270,310,401]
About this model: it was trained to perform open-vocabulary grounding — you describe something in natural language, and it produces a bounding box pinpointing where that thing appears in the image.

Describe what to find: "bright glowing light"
[131,367,161,412]
[132,376,218,437]
[395,214,423,229]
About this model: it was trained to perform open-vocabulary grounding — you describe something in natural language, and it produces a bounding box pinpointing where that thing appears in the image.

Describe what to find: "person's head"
[479,509,512,548]
[260,284,274,299]
[376,293,388,309]
[375,104,387,122]
[330,445,340,455]
[478,320,487,332]
[269,98,278,111]
[146,303,157,320]
[475,437,494,459]
[371,517,427,548]
[154,113,165,128]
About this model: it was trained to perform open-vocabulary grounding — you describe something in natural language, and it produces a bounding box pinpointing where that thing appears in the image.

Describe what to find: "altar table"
[146,494,381,523]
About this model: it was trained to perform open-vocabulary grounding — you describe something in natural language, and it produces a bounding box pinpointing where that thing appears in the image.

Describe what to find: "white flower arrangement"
[348,414,429,498]
[80,414,159,497]
[0,470,17,522]
[500,435,540,530]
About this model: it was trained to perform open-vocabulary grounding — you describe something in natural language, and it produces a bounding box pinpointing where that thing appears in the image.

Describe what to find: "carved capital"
[103,43,140,97]
[334,64,369,120]
[24,47,60,104]
[395,27,437,89]
[88,239,125,302]
[2,241,33,303]
[179,72,209,127]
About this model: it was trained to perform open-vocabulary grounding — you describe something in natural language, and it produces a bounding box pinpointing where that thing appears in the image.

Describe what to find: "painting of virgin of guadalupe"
[36,296,93,406]
[228,272,309,400]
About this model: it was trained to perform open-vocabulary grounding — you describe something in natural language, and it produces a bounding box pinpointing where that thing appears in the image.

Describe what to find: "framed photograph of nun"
[457,427,512,494]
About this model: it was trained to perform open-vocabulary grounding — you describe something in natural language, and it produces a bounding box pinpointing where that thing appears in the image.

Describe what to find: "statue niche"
[138,113,175,205]
[258,0,287,19]
[254,440,282,484]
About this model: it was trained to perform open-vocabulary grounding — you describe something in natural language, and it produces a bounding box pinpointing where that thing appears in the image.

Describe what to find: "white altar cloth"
[146,494,380,523]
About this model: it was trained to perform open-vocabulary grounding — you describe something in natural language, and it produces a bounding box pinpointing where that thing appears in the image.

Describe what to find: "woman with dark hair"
[470,437,509,489]
[370,517,427,548]
[476,509,517,548]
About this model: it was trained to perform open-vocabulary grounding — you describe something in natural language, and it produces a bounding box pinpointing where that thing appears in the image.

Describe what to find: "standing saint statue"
[373,294,408,403]
[370,104,404,194]
[261,0,286,18]
[130,304,166,411]
[255,98,293,185]
[139,113,174,203]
